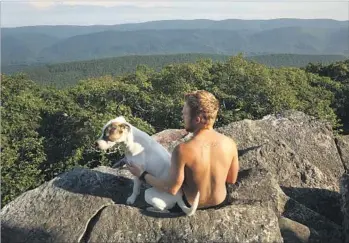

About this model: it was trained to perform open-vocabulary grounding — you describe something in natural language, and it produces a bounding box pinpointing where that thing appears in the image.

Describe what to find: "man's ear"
[195,116,201,124]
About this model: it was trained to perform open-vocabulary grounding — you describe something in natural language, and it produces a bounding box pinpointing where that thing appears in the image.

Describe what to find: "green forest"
[1,55,348,207]
[3,53,346,89]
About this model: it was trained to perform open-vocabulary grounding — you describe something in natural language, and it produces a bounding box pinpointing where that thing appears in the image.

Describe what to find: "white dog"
[95,116,200,216]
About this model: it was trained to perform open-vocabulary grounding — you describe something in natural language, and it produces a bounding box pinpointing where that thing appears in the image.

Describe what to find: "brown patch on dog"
[103,122,130,142]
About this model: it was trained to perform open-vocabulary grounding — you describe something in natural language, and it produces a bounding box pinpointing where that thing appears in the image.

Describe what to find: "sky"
[1,0,348,27]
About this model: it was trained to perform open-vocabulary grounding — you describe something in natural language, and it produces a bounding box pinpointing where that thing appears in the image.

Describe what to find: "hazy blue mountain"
[1,19,348,68]
[36,29,248,63]
[1,36,35,65]
[36,28,348,63]
[1,32,60,65]
[3,18,348,38]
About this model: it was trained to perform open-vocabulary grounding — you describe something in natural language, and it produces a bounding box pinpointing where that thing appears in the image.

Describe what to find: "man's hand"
[126,162,144,178]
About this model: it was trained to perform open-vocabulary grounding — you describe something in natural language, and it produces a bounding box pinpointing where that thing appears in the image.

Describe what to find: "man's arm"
[143,144,186,195]
[226,143,239,184]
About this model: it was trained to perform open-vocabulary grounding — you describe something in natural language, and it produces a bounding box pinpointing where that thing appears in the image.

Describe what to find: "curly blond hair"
[184,90,219,126]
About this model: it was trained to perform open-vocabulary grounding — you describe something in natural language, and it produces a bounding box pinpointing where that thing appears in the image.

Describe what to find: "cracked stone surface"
[1,165,283,243]
[228,166,342,242]
[282,197,342,242]
[215,111,344,225]
[336,135,349,171]
[341,174,349,243]
[1,167,118,243]
[88,204,282,243]
[152,129,189,151]
[278,216,311,243]
[226,166,288,215]
[217,110,344,187]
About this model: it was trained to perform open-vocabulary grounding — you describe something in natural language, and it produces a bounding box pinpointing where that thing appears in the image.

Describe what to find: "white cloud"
[28,2,55,9]
[27,1,177,9]
[2,1,348,27]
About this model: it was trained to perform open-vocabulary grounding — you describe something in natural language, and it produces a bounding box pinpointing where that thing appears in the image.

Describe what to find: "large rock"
[88,204,282,243]
[282,197,342,242]
[217,111,344,189]
[336,135,349,171]
[227,166,288,215]
[216,111,344,224]
[278,217,311,243]
[152,129,189,151]
[0,166,143,243]
[228,166,342,243]
[341,173,349,243]
[1,166,283,243]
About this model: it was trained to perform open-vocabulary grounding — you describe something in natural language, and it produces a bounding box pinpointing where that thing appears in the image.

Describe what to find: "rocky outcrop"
[336,135,349,171]
[1,166,283,243]
[341,173,349,243]
[151,129,189,151]
[226,166,288,215]
[88,203,281,243]
[227,159,342,242]
[0,167,134,243]
[218,111,344,188]
[278,217,311,243]
[1,110,346,243]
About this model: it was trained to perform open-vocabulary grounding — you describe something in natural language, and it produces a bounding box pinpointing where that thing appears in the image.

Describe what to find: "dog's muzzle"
[93,139,124,155]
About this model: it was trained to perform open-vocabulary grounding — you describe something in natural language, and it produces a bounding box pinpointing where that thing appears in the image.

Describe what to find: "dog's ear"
[119,123,130,132]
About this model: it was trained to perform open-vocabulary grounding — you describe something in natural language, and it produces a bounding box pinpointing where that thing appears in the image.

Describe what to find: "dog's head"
[95,116,131,151]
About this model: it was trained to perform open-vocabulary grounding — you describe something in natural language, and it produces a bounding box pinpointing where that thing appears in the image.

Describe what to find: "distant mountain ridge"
[1,19,348,68]
[3,18,348,37]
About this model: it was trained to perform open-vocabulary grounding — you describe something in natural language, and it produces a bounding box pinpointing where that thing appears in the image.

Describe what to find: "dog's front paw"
[126,196,136,205]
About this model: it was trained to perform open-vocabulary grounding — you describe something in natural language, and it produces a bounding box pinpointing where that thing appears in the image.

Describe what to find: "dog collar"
[139,171,149,182]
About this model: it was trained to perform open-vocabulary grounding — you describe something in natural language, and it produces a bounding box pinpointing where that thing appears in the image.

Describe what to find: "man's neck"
[193,126,214,136]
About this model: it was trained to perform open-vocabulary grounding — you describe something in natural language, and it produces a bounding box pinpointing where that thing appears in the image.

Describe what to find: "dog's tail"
[177,191,200,216]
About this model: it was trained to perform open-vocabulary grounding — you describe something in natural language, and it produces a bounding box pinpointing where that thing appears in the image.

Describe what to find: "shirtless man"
[127,90,239,211]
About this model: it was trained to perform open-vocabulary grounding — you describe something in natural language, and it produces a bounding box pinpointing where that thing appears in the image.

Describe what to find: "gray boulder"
[0,166,137,243]
[226,165,288,215]
[341,173,349,243]
[217,111,344,189]
[233,139,342,224]
[336,135,349,171]
[216,111,343,224]
[282,196,342,242]
[1,166,283,243]
[88,203,281,243]
[228,164,342,242]
[152,129,189,151]
[278,217,311,243]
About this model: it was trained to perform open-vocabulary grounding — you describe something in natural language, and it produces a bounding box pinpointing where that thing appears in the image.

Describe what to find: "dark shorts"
[169,190,229,213]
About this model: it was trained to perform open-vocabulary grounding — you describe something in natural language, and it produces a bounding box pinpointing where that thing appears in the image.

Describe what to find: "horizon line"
[3,17,349,29]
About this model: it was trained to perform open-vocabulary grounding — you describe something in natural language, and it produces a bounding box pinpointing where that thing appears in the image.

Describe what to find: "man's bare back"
[181,129,239,209]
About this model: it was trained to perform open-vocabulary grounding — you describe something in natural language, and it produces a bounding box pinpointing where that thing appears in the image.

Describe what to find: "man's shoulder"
[172,141,196,157]
[214,131,236,145]
[171,143,194,164]
[173,142,192,153]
